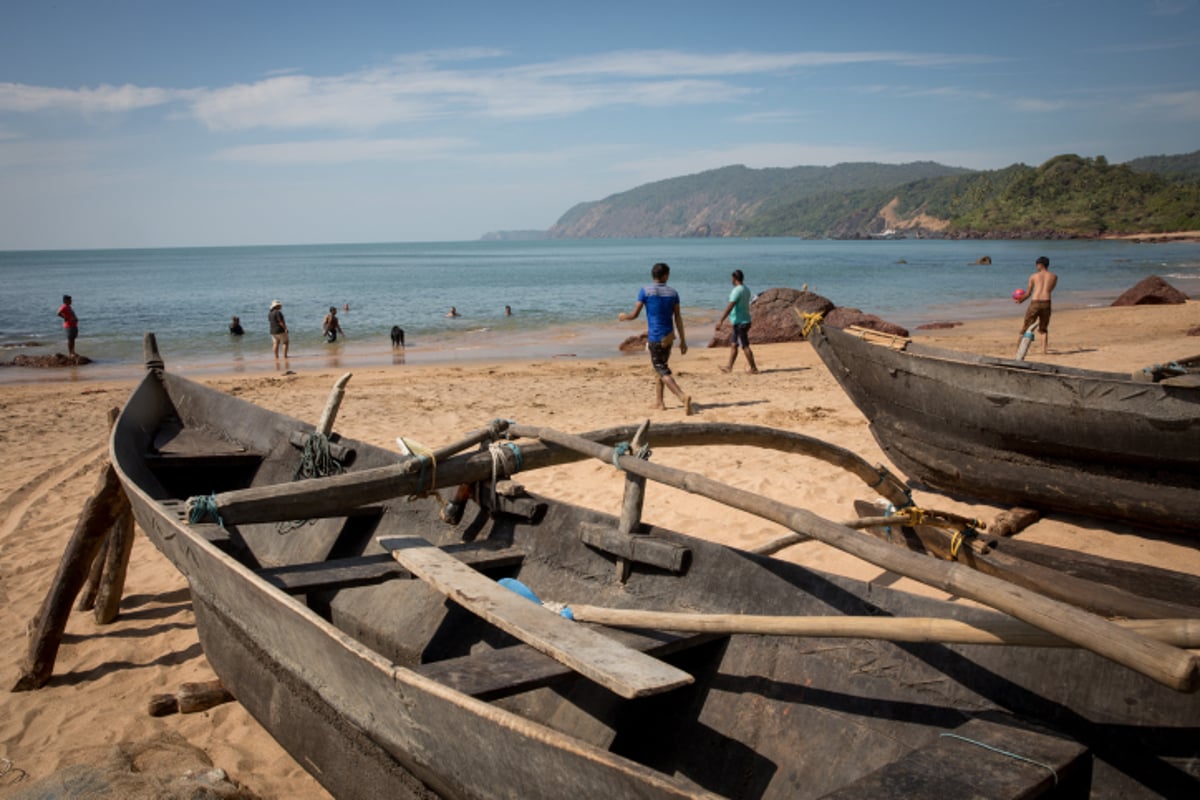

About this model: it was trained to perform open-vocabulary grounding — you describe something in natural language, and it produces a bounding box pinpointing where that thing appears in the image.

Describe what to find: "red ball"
[1012,288,1027,301]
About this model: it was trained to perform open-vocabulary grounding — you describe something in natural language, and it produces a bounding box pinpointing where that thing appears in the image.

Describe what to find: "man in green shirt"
[716,270,759,374]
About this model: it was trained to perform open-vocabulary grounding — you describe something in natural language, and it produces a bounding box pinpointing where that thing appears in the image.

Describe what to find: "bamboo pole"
[565,605,1200,650]
[203,422,912,526]
[505,423,1200,693]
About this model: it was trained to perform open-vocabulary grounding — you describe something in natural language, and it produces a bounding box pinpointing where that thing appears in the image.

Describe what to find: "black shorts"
[731,323,751,348]
[648,335,674,376]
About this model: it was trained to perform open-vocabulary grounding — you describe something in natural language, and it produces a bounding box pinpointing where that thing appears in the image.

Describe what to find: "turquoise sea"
[2,238,1199,382]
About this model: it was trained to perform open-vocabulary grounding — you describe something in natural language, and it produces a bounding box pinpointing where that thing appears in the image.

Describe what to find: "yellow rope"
[800,311,824,338]
[398,436,444,505]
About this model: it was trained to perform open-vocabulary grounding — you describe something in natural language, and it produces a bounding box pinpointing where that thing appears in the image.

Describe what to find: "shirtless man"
[1014,256,1057,354]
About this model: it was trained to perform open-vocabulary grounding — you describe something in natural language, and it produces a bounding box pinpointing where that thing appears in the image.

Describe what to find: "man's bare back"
[1027,267,1057,301]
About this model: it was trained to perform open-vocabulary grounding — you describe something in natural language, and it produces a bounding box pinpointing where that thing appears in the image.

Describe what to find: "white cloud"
[0,82,174,114]
[1138,90,1200,118]
[213,136,473,164]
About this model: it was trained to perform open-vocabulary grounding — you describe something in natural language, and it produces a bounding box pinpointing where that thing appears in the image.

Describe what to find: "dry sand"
[2,302,1199,798]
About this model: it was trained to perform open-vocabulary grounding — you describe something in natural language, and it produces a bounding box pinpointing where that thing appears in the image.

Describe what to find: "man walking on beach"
[269,300,289,358]
[716,269,759,374]
[1014,256,1057,354]
[57,294,79,357]
[619,262,695,415]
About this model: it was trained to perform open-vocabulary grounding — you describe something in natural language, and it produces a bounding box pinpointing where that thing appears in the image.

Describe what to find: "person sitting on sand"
[618,262,694,415]
[322,306,344,343]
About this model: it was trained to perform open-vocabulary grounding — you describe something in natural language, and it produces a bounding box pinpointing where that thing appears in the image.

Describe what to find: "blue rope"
[612,441,631,468]
[938,733,1058,785]
[187,493,224,528]
[502,441,523,472]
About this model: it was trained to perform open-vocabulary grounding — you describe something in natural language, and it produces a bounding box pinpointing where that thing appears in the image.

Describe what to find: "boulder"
[709,288,835,347]
[1111,275,1189,306]
[1188,325,1200,337]
[619,332,648,352]
[2,353,92,368]
[825,307,910,337]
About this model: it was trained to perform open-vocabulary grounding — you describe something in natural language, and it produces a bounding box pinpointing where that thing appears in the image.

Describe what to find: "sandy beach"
[2,301,1199,798]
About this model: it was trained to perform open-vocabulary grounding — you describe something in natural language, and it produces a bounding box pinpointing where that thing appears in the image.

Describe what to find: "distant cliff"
[546,162,968,239]
[479,229,547,241]
[541,151,1200,240]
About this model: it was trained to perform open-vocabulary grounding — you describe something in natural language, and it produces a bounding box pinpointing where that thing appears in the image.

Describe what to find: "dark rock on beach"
[1111,275,1189,306]
[709,288,834,347]
[917,321,963,330]
[705,286,907,347]
[1188,325,1200,337]
[1,353,93,368]
[619,332,649,352]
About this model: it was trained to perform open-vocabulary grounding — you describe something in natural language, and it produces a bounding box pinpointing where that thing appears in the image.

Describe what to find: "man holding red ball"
[1013,256,1057,355]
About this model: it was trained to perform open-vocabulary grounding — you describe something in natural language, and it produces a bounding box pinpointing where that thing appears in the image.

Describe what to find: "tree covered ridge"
[545,151,1200,239]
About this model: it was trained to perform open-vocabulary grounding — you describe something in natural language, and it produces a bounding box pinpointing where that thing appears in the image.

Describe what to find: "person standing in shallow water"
[322,306,344,343]
[268,300,289,358]
[57,294,79,357]
[618,261,695,415]
[715,269,759,374]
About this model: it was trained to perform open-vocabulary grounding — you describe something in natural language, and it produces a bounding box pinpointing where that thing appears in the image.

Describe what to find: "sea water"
[2,238,1198,381]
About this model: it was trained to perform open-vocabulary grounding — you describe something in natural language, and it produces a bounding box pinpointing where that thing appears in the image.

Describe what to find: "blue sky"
[2,0,1198,249]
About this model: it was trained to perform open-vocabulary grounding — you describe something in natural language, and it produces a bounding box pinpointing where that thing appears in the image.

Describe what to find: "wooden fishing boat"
[111,336,1200,799]
[806,321,1200,536]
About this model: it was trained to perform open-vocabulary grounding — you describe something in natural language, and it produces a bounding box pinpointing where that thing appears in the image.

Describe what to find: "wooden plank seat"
[414,627,720,701]
[146,427,263,469]
[821,715,1090,799]
[257,542,527,594]
[383,536,695,699]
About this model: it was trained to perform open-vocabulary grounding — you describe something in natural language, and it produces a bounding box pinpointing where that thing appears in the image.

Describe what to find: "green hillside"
[542,150,1200,240]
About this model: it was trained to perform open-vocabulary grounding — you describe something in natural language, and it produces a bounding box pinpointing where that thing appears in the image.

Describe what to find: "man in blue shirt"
[716,269,759,374]
[619,262,694,415]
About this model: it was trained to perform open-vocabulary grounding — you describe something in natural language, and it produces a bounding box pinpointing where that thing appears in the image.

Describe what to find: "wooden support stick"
[615,420,651,583]
[991,507,1041,538]
[316,373,353,437]
[565,605,1200,649]
[93,505,135,624]
[618,419,651,536]
[76,534,109,612]
[148,679,233,716]
[506,422,1200,693]
[11,462,129,691]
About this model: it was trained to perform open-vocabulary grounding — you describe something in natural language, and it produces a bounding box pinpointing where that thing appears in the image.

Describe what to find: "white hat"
[269,300,282,309]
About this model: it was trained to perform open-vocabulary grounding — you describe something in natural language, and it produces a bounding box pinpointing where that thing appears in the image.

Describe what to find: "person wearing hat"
[268,300,289,358]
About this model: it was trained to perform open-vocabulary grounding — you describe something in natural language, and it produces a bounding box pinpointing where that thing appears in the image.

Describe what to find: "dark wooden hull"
[112,368,1200,799]
[808,324,1200,535]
